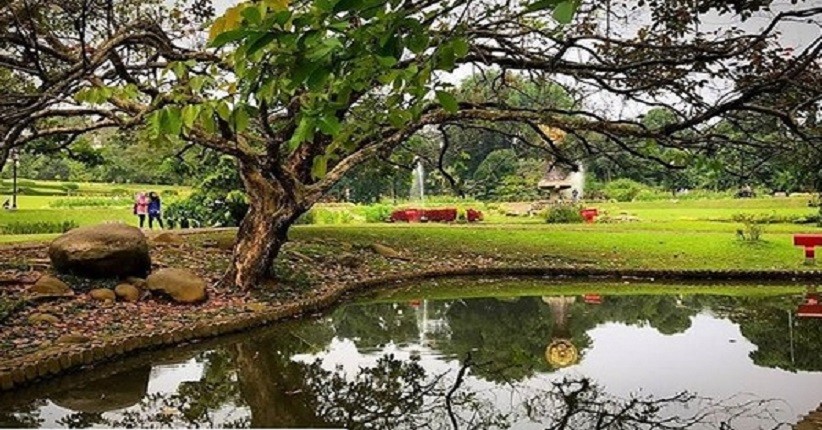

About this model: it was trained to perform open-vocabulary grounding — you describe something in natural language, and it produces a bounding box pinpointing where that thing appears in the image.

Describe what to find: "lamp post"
[11,149,19,210]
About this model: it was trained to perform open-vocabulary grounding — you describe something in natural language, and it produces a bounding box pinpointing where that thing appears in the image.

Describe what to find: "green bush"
[542,205,584,224]
[61,183,80,195]
[362,204,392,223]
[732,213,766,242]
[49,197,132,208]
[110,188,131,196]
[296,208,356,225]
[602,179,648,202]
[1,220,79,235]
[295,209,317,225]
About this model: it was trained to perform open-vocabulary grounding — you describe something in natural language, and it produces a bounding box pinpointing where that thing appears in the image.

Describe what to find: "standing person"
[134,192,149,228]
[148,191,164,229]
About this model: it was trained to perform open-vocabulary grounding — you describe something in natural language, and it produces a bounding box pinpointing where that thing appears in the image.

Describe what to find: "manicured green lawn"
[1,182,821,273]
[0,179,191,230]
[292,222,818,271]
[366,279,807,303]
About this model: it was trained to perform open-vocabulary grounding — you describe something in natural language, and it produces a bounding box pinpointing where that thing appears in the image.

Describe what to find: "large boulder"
[48,224,151,278]
[146,268,207,303]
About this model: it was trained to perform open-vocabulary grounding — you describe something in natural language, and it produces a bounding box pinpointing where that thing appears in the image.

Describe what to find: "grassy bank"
[1,179,820,272]
[0,179,190,232]
[365,279,808,303]
[288,222,818,271]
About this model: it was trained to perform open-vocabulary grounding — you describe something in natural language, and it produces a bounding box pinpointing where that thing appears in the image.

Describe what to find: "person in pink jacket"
[133,192,149,228]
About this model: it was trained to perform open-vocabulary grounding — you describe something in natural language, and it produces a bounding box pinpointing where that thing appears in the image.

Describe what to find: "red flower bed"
[389,208,483,223]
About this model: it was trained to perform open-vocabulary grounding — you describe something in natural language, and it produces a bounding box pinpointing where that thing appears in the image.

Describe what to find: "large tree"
[2,0,820,289]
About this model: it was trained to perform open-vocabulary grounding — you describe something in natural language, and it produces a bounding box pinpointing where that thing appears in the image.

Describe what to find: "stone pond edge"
[1,265,820,392]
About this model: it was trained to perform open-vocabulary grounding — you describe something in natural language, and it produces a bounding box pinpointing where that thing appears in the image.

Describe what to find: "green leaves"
[526,0,561,12]
[182,105,201,129]
[74,86,114,105]
[318,115,341,136]
[452,38,470,58]
[524,0,578,23]
[407,32,429,54]
[209,0,290,44]
[435,91,459,113]
[311,155,328,179]
[552,0,579,24]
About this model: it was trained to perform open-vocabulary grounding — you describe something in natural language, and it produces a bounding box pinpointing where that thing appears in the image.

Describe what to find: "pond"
[2,279,822,429]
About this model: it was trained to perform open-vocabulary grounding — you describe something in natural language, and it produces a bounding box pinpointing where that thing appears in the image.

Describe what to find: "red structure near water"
[389,208,483,223]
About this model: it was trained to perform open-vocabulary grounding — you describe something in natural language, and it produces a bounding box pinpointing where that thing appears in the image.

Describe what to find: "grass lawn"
[290,222,818,271]
[1,180,821,272]
[0,179,191,229]
[365,279,808,303]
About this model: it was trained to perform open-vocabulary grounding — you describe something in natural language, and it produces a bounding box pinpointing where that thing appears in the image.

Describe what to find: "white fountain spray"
[567,164,585,200]
[410,157,425,203]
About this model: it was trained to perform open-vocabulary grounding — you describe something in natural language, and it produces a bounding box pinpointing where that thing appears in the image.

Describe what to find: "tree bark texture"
[222,160,308,290]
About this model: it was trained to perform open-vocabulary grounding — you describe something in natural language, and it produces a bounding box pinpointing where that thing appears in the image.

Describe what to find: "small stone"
[56,334,91,344]
[371,243,409,260]
[146,268,207,303]
[28,313,60,325]
[202,240,217,248]
[30,276,73,296]
[114,284,141,302]
[125,277,147,289]
[89,288,116,302]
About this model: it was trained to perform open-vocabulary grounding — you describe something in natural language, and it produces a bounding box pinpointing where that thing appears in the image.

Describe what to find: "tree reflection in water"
[1,293,817,429]
[47,351,784,429]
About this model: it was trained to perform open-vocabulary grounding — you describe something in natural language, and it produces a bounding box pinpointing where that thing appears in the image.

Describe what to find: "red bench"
[793,234,822,263]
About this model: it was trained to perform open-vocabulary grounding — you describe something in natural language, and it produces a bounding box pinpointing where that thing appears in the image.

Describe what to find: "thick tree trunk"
[221,161,306,290]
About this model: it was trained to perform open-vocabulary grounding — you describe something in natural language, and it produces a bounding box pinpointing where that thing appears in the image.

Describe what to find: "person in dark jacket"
[147,191,164,229]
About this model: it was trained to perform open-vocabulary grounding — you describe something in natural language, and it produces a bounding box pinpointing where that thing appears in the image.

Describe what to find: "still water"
[2,280,822,429]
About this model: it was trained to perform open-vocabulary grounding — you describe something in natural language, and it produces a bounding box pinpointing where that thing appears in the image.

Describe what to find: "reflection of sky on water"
[291,312,822,428]
[13,299,822,428]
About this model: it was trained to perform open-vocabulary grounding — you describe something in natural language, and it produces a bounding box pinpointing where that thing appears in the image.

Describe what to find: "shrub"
[542,205,584,224]
[338,210,355,224]
[61,183,80,195]
[165,189,248,228]
[362,204,392,223]
[295,209,317,225]
[602,179,648,202]
[295,208,356,225]
[732,213,766,242]
[49,197,131,208]
[0,220,78,235]
[110,188,131,196]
